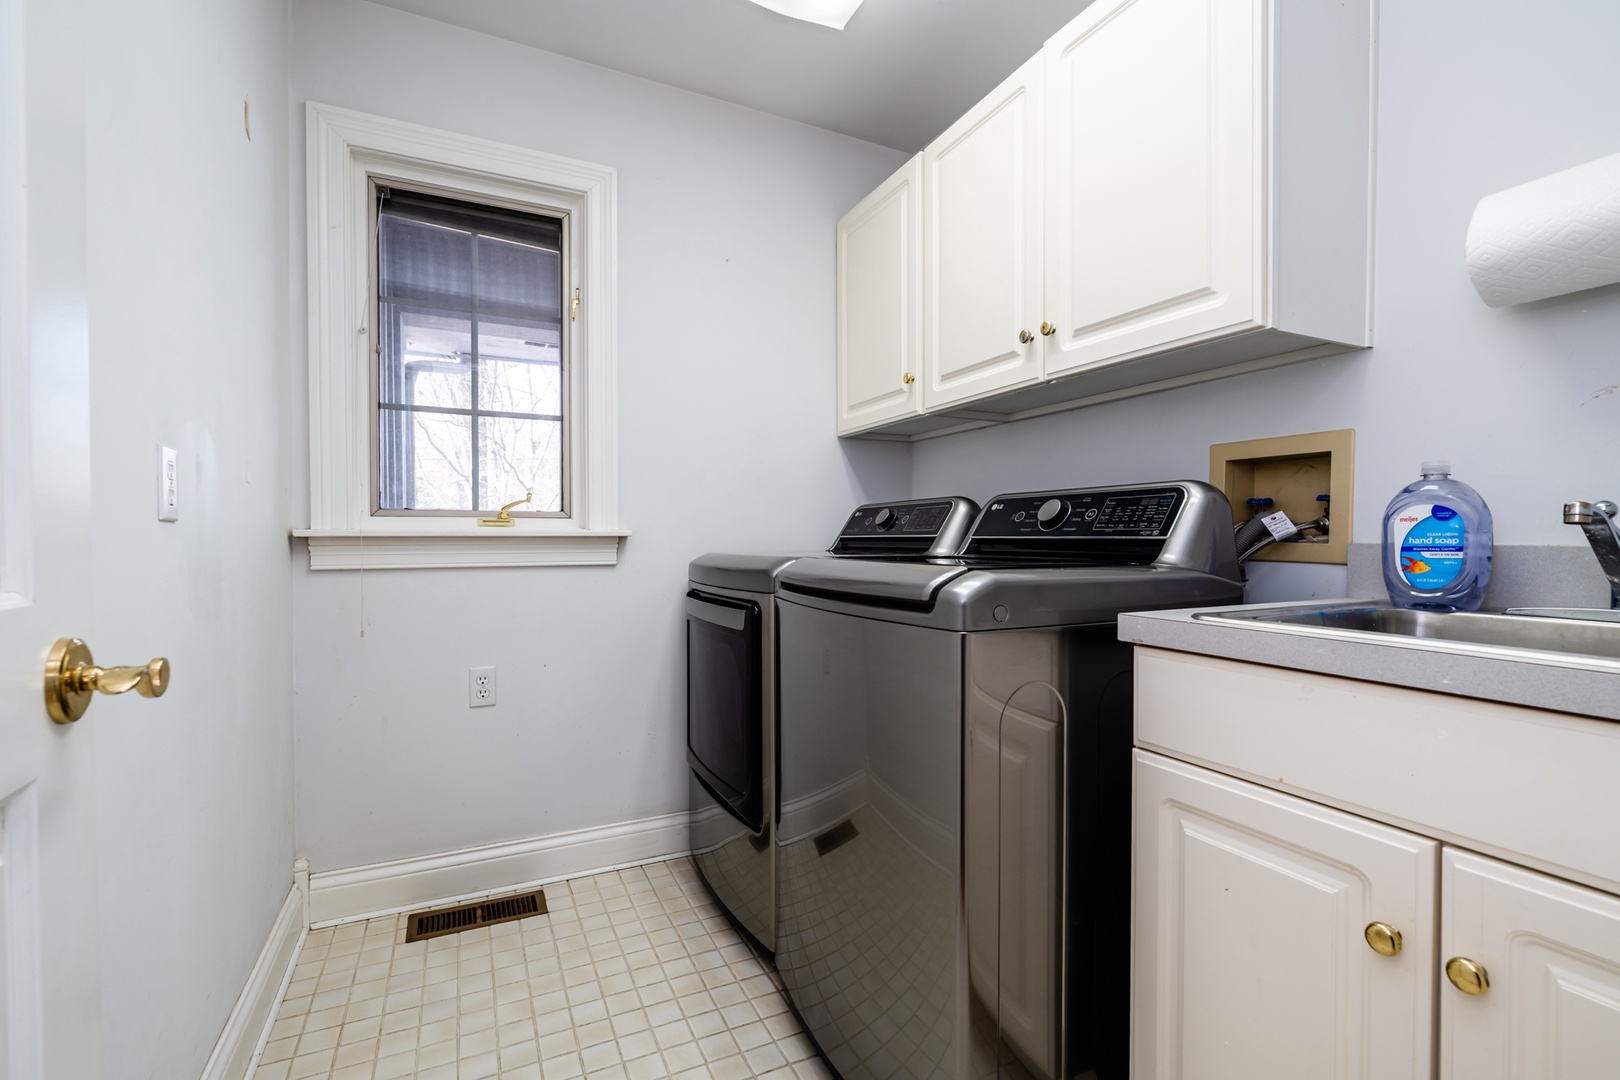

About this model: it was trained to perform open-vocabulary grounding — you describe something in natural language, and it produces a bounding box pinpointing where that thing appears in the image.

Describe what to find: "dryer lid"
[689,553,802,594]
[777,557,968,606]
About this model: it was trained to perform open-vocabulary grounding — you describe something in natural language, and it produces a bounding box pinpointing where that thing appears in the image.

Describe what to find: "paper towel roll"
[1466,152,1620,307]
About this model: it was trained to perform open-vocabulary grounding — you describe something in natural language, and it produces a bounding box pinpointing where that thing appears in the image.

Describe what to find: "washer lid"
[777,556,969,606]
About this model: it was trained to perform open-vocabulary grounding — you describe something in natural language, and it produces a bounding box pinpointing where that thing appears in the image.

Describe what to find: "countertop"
[1119,599,1620,722]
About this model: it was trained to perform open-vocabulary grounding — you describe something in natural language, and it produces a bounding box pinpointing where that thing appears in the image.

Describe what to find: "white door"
[1441,848,1620,1079]
[1133,751,1436,1080]
[836,155,921,434]
[921,53,1043,412]
[0,0,104,1075]
[1042,0,1263,378]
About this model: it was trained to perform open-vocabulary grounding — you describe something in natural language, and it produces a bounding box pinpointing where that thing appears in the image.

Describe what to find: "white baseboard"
[779,772,867,844]
[199,882,306,1080]
[307,811,690,927]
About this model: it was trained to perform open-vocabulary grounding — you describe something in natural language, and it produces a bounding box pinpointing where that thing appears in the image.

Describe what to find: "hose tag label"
[1261,510,1298,541]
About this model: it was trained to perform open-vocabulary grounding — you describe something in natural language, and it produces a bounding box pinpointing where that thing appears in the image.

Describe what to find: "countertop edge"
[1119,601,1620,723]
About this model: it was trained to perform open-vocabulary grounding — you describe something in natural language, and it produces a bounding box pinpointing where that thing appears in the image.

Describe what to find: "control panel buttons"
[967,488,1183,540]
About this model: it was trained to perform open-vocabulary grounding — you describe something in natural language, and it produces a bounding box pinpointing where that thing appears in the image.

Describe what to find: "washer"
[773,481,1243,1080]
[686,497,977,958]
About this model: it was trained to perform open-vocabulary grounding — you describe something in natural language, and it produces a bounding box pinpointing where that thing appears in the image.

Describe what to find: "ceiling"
[364,0,1095,151]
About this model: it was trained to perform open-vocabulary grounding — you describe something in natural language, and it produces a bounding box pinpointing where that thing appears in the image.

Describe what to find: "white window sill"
[291,526,631,571]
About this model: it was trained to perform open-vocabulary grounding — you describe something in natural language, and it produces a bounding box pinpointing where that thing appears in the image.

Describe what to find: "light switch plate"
[157,444,178,522]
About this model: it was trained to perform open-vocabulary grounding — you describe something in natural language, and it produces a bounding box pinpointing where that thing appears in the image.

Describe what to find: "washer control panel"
[973,487,1185,540]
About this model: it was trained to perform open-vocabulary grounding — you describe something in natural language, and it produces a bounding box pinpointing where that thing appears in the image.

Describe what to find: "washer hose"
[1235,515,1329,563]
[1234,514,1272,556]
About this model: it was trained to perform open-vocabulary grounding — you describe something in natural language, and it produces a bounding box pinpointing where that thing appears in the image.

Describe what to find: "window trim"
[297,102,625,570]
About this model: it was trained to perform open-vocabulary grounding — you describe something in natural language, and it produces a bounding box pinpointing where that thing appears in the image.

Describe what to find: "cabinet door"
[1441,849,1620,1079]
[836,155,921,434]
[921,53,1043,411]
[1042,0,1262,379]
[1133,751,1436,1080]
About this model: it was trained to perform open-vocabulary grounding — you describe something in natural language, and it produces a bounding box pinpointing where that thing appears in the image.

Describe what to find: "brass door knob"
[1364,922,1402,957]
[45,637,171,724]
[1446,956,1490,995]
[1019,329,1034,344]
[1040,321,1056,336]
[902,372,915,385]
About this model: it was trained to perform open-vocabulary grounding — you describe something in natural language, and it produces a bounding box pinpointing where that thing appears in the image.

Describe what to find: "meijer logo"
[1399,516,1422,524]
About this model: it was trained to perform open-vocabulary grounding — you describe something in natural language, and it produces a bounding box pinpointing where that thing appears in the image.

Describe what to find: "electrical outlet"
[469,666,496,708]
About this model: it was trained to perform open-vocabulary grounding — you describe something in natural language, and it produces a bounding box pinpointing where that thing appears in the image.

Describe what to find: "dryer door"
[686,590,763,832]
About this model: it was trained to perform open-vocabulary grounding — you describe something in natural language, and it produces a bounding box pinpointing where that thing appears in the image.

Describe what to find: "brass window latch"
[571,288,580,323]
[479,492,532,527]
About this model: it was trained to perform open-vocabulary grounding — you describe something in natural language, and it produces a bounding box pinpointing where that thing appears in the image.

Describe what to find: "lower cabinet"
[1134,750,1620,1079]
[1441,849,1620,1079]
[1132,751,1435,1079]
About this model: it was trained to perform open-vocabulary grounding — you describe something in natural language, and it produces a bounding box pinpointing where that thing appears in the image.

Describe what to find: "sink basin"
[1194,603,1620,663]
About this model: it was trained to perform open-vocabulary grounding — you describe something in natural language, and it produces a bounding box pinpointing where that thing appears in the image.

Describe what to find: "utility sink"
[1194,602,1620,663]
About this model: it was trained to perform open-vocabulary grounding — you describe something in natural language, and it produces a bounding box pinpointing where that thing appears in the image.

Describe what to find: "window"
[300,103,623,570]
[374,189,567,517]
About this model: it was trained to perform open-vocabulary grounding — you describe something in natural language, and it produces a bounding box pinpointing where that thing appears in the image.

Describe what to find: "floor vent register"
[404,888,548,942]
[814,818,859,856]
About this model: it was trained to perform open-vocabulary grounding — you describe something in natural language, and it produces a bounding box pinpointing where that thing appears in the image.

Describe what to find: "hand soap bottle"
[1383,461,1493,611]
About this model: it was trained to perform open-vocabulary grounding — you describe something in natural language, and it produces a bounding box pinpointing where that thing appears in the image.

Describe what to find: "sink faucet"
[1565,500,1620,608]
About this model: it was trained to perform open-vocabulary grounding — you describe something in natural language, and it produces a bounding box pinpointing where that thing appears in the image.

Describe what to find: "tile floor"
[252,859,836,1080]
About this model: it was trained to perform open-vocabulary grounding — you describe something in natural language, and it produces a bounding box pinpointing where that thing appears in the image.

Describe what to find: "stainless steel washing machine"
[686,497,978,958]
[773,481,1244,1080]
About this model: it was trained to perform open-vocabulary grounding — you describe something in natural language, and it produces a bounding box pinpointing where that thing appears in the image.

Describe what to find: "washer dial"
[1036,498,1070,531]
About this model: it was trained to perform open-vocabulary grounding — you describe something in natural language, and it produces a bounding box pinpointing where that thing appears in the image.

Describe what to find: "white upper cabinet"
[1441,849,1620,1080]
[833,0,1374,439]
[1042,0,1261,376]
[836,156,922,435]
[921,54,1044,412]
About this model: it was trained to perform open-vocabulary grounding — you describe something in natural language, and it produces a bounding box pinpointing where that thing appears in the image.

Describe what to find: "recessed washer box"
[1210,429,1354,565]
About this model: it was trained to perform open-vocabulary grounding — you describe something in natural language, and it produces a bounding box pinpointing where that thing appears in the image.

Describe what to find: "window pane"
[375,189,567,517]
[379,216,472,308]
[477,234,561,321]
[478,321,560,416]
[479,416,562,512]
[379,306,472,409]
[401,412,473,511]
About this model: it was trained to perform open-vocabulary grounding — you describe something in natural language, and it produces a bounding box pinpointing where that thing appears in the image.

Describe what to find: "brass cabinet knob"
[1364,922,1403,957]
[1446,956,1490,996]
[1018,329,1034,344]
[902,372,915,385]
[45,637,171,724]
[1040,321,1056,336]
